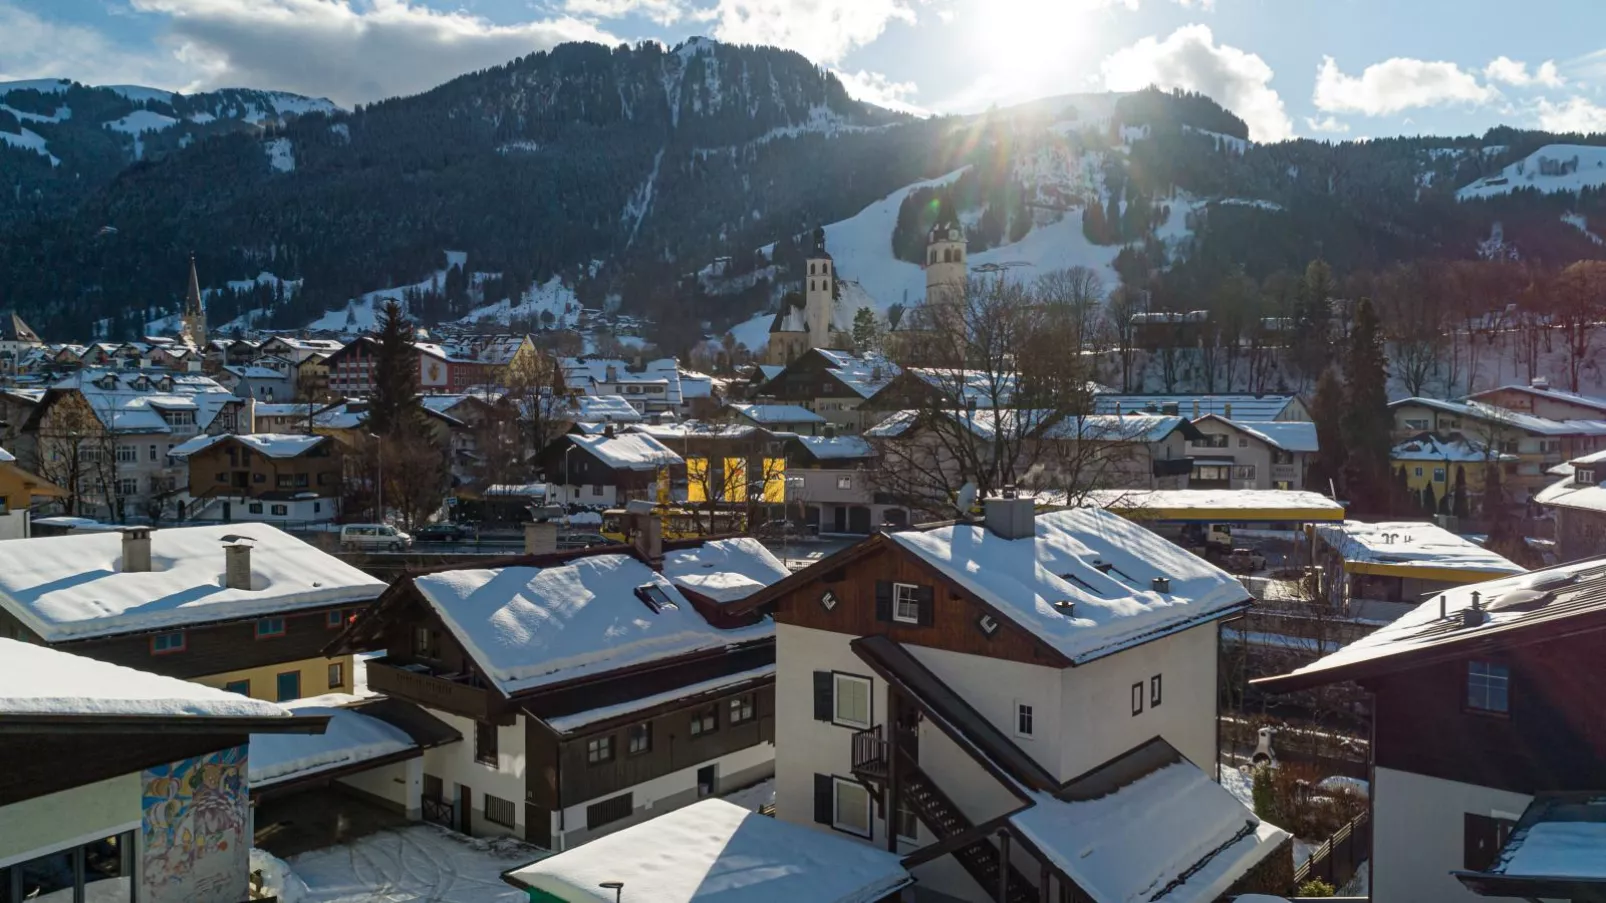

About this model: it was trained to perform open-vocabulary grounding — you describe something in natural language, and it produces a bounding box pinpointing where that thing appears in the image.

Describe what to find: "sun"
[970,0,1098,102]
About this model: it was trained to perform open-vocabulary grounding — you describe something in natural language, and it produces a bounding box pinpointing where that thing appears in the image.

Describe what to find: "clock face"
[820,589,839,611]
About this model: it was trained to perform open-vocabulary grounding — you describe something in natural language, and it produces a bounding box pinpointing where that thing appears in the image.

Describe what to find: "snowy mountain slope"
[1458,144,1606,200]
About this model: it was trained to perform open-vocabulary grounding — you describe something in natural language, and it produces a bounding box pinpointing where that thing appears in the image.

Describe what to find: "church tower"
[180,254,207,349]
[924,215,967,309]
[803,227,835,351]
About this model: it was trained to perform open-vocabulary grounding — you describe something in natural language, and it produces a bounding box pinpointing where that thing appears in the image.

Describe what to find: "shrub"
[1297,878,1336,897]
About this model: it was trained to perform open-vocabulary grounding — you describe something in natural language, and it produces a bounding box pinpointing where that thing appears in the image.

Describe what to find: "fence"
[1293,810,1370,893]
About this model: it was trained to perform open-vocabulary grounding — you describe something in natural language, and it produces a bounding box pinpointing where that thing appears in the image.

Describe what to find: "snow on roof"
[1085,488,1346,519]
[633,421,761,441]
[570,431,683,471]
[1094,393,1298,421]
[1011,759,1287,903]
[1208,418,1318,453]
[411,554,772,696]
[1489,796,1606,879]
[0,637,290,719]
[892,508,1252,664]
[0,523,387,641]
[795,434,876,460]
[815,349,901,399]
[1315,521,1524,576]
[51,369,239,434]
[169,432,329,459]
[866,410,1185,443]
[729,402,826,424]
[1535,473,1606,513]
[249,696,415,788]
[1476,383,1606,415]
[572,394,644,423]
[253,402,324,418]
[504,798,911,903]
[0,446,14,463]
[544,664,776,733]
[1392,397,1606,437]
[662,537,792,604]
[1391,434,1513,463]
[312,403,368,430]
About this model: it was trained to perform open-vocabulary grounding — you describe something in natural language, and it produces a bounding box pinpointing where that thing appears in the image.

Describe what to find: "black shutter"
[814,773,834,825]
[874,581,893,622]
[916,585,935,626]
[813,671,834,721]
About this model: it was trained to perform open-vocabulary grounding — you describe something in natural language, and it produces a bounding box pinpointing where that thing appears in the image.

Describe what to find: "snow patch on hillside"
[1563,212,1604,245]
[1184,125,1248,154]
[265,137,295,173]
[305,253,467,333]
[106,109,180,160]
[1,102,70,124]
[107,85,175,105]
[1458,144,1606,200]
[623,148,664,244]
[0,127,58,166]
[148,272,305,334]
[455,275,580,329]
[0,79,71,96]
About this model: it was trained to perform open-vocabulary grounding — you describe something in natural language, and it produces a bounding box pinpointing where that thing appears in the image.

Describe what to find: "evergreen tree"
[851,307,881,353]
[1452,466,1470,518]
[1307,367,1347,497]
[1292,259,1335,386]
[369,299,418,435]
[1339,298,1392,514]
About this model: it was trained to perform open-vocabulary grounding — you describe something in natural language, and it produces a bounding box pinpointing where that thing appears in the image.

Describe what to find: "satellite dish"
[956,482,978,514]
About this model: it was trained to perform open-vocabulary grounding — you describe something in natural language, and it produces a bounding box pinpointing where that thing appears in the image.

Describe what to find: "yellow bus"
[599,507,747,542]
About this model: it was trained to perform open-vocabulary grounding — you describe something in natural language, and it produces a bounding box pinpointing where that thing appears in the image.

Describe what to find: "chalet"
[1535,449,1606,562]
[216,363,293,401]
[535,427,683,507]
[324,336,381,396]
[1256,559,1606,903]
[728,402,826,435]
[1467,378,1606,422]
[724,498,1291,902]
[631,421,788,509]
[0,523,386,703]
[296,352,331,401]
[1390,433,1515,507]
[168,432,343,523]
[417,342,494,392]
[257,336,344,365]
[1187,415,1316,491]
[1389,397,1606,496]
[0,311,43,378]
[330,524,790,849]
[561,357,691,416]
[251,401,327,434]
[754,348,901,433]
[0,640,322,903]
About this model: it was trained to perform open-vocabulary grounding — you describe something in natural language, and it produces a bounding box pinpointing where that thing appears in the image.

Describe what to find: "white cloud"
[563,0,689,26]
[0,1,194,88]
[1313,55,1497,116]
[1484,56,1564,88]
[126,0,617,106]
[1100,24,1291,141]
[1173,0,1216,8]
[1537,96,1606,134]
[1304,115,1349,134]
[708,0,922,64]
[833,68,926,115]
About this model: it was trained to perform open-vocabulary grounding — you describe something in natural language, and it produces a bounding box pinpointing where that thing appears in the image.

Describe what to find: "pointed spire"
[185,253,202,315]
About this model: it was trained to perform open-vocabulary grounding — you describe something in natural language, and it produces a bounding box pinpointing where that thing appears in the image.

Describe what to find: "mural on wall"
[141,745,249,902]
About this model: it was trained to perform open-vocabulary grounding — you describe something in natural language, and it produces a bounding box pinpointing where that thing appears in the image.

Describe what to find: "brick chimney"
[122,527,152,573]
[224,542,252,590]
[524,521,558,555]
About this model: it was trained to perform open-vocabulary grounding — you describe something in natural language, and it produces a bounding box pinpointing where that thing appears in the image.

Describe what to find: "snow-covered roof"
[49,368,239,434]
[1010,748,1288,903]
[729,402,826,425]
[169,432,330,459]
[1085,488,1346,519]
[814,349,901,399]
[1487,795,1606,881]
[570,431,683,471]
[571,394,644,423]
[411,553,772,696]
[544,664,776,733]
[1197,416,1318,453]
[1094,393,1299,421]
[223,365,288,380]
[1391,434,1514,463]
[312,402,368,430]
[0,523,387,642]
[1535,473,1606,513]
[0,637,291,719]
[1475,383,1606,415]
[1391,396,1606,437]
[633,421,762,441]
[865,410,1187,443]
[504,798,911,903]
[891,508,1252,664]
[662,537,792,604]
[1315,521,1524,576]
[795,434,876,460]
[249,696,416,788]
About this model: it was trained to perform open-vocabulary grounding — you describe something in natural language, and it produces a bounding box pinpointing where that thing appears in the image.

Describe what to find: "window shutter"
[813,671,834,721]
[916,585,935,626]
[874,581,893,622]
[814,774,834,825]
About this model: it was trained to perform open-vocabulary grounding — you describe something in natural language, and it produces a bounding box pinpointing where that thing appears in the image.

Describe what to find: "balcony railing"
[850,725,888,780]
[365,657,501,722]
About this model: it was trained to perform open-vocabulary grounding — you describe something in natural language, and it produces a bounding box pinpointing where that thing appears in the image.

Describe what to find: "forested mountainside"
[7,36,1606,346]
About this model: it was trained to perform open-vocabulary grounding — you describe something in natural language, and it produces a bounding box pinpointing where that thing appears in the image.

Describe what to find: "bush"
[1253,761,1368,840]
[1297,878,1336,897]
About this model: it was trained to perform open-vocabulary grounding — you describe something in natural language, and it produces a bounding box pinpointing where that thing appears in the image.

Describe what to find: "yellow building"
[0,448,64,539]
[1390,434,1515,500]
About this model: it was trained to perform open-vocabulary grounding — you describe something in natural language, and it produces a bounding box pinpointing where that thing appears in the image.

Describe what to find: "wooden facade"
[0,731,248,806]
[183,436,343,501]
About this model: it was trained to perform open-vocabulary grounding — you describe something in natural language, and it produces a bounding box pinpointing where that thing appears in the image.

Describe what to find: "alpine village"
[5,11,1606,903]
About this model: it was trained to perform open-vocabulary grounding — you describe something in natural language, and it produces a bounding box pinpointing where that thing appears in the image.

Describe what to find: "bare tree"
[1035,266,1105,354]
[1554,260,1606,392]
[1379,262,1448,397]
[1105,285,1141,392]
[502,348,569,465]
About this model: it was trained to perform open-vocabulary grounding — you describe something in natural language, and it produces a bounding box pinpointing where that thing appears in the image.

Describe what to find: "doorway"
[696,764,717,799]
[457,784,472,834]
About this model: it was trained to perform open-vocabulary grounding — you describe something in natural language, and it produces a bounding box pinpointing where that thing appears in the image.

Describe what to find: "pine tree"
[1292,259,1336,386]
[369,299,418,436]
[1307,367,1347,497]
[1452,466,1470,518]
[851,307,881,353]
[1339,298,1392,514]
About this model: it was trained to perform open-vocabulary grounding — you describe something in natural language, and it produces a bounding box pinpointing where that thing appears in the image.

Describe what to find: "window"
[4,831,134,903]
[1195,465,1230,482]
[328,662,345,688]
[1233,465,1257,481]
[837,475,853,490]
[627,722,651,755]
[1238,437,1249,448]
[295,473,309,487]
[327,609,346,629]
[150,631,186,655]
[1131,682,1145,716]
[833,777,872,837]
[586,793,633,830]
[827,673,872,729]
[253,473,265,483]
[728,694,755,725]
[413,626,437,657]
[148,444,157,461]
[248,503,264,514]
[1464,813,1517,871]
[116,478,138,497]
[895,801,919,842]
[892,582,921,624]
[256,617,286,638]
[484,794,516,829]
[591,484,604,496]
[1434,467,1447,483]
[475,721,499,766]
[1414,467,1424,478]
[271,504,288,516]
[1014,702,1035,738]
[116,444,137,464]
[1150,674,1163,708]
[224,679,251,696]
[275,670,301,702]
[690,705,718,736]
[1201,434,1229,449]
[1467,661,1510,714]
[276,474,294,488]
[1404,418,1430,431]
[586,734,615,764]
[1580,469,1599,485]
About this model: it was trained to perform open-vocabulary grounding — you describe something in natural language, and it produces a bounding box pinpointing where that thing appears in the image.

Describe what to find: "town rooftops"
[728,402,825,425]
[408,550,776,697]
[0,523,387,642]
[1535,470,1606,514]
[891,507,1254,664]
[1196,415,1319,453]
[169,432,331,459]
[793,434,876,461]
[571,394,644,423]
[41,368,238,434]
[1391,433,1514,463]
[569,431,683,471]
[1093,393,1301,421]
[1255,557,1606,693]
[1391,396,1606,436]
[1085,488,1346,522]
[812,349,901,399]
[248,695,459,791]
[502,798,911,903]
[1315,520,1524,580]
[1470,382,1606,416]
[662,537,792,604]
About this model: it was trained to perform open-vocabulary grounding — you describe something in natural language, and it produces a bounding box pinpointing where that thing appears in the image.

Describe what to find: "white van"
[340,523,413,552]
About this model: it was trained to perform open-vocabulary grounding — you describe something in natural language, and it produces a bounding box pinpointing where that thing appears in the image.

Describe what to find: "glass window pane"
[83,833,132,902]
[17,849,75,903]
[835,781,869,834]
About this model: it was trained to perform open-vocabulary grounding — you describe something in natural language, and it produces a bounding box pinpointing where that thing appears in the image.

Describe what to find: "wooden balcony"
[364,657,508,724]
[851,725,889,781]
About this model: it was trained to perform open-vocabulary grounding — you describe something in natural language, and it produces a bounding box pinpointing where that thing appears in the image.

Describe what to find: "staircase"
[890,753,1038,903]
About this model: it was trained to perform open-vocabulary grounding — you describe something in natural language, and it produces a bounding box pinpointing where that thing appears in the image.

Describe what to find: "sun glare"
[972,0,1095,96]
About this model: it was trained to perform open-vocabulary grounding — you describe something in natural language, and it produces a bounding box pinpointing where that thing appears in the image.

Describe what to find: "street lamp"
[563,443,578,507]
[598,881,624,902]
[368,432,384,522]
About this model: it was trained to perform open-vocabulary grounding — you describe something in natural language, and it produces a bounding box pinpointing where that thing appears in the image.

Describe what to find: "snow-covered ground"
[1458,144,1606,200]
[0,127,58,166]
[266,137,295,173]
[720,776,775,812]
[454,274,579,329]
[283,825,542,903]
[305,252,467,332]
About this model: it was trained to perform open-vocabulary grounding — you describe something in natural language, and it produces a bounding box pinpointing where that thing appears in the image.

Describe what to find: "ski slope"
[1458,145,1606,200]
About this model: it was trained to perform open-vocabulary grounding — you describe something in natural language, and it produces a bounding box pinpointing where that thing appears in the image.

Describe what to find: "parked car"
[1225,547,1268,573]
[415,523,471,543]
[558,531,612,549]
[340,523,413,552]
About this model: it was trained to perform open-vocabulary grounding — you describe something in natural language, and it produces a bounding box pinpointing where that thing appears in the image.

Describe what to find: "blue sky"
[6,0,1606,141]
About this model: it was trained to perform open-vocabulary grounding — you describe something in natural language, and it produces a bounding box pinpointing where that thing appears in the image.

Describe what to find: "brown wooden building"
[171,432,343,523]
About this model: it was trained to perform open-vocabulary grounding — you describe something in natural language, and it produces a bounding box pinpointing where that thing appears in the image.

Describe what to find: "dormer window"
[634,583,678,613]
[1578,469,1598,485]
